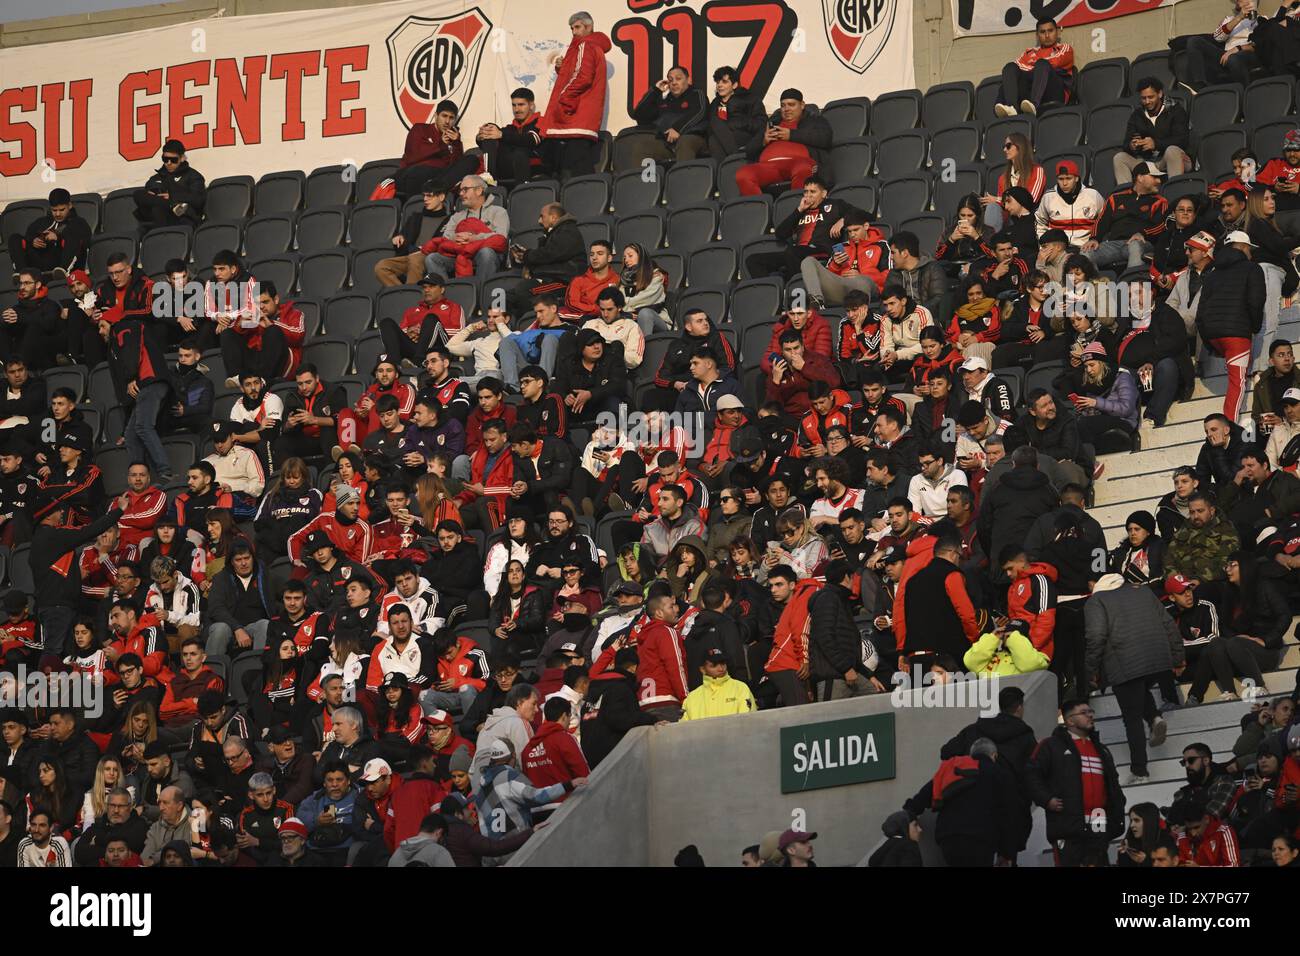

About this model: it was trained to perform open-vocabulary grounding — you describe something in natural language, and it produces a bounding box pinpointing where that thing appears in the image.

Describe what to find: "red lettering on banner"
[269,51,321,142]
[166,60,211,150]
[119,69,163,162]
[0,87,38,177]
[41,80,92,172]
[212,56,266,147]
[323,46,367,138]
[627,0,672,10]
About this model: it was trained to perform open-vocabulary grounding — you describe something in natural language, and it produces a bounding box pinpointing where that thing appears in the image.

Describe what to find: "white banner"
[950,0,1185,37]
[0,0,913,202]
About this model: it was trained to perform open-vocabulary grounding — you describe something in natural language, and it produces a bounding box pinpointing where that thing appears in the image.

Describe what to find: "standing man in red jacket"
[635,592,688,721]
[522,697,591,821]
[540,12,612,179]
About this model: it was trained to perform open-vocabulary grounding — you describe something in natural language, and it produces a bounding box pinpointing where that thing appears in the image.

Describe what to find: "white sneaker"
[994,103,1017,118]
[1120,771,1150,787]
[1218,692,1238,702]
[1148,716,1168,748]
[1020,99,1037,116]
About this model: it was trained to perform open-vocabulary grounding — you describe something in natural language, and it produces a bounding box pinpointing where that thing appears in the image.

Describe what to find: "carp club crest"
[821,0,897,74]
[387,8,492,128]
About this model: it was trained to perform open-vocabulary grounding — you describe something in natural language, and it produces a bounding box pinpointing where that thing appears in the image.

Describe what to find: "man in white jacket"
[204,421,266,503]
[583,288,645,369]
[468,683,540,781]
[145,555,204,645]
[907,442,968,518]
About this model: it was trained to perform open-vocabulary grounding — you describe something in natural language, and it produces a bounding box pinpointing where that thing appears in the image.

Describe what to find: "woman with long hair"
[1116,802,1162,867]
[375,674,423,764]
[109,701,158,776]
[1188,551,1289,704]
[254,456,323,559]
[324,450,370,520]
[945,276,1001,367]
[484,515,543,600]
[1244,187,1300,375]
[64,615,107,684]
[658,537,714,604]
[414,473,461,530]
[490,559,549,651]
[30,758,77,837]
[81,755,132,831]
[306,630,371,703]
[983,132,1045,231]
[252,636,302,735]
[202,508,244,582]
[621,242,670,333]
[936,194,994,265]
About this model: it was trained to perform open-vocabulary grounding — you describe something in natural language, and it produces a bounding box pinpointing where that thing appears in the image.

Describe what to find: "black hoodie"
[1195,246,1266,342]
[580,668,656,769]
[707,87,768,156]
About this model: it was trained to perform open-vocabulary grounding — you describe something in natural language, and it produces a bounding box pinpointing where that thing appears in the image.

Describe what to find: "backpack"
[930,755,981,809]
[764,578,822,674]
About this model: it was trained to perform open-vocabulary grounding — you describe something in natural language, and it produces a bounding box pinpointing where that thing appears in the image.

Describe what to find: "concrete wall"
[511,671,1058,867]
[4,0,1230,84]
[911,0,1230,90]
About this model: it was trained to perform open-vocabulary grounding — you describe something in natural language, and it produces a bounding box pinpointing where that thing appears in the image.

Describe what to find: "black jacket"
[1016,399,1082,464]
[683,607,747,688]
[1196,247,1266,342]
[108,313,175,407]
[28,730,102,796]
[553,351,627,411]
[632,87,708,138]
[976,466,1058,573]
[421,541,482,607]
[12,294,62,342]
[1194,420,1246,493]
[1026,724,1126,842]
[73,810,149,865]
[521,215,586,285]
[745,106,834,177]
[31,507,123,610]
[17,210,92,272]
[514,437,576,505]
[904,752,1023,859]
[653,323,737,388]
[999,294,1055,346]
[1118,303,1193,392]
[1122,102,1191,159]
[141,160,207,223]
[707,88,767,156]
[580,670,656,769]
[774,198,866,255]
[807,582,868,682]
[397,207,449,249]
[0,375,45,424]
[167,361,214,433]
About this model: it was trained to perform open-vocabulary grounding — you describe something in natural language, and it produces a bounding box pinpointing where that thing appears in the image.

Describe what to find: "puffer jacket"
[744,105,834,176]
[1084,583,1184,687]
[1077,365,1139,431]
[1027,725,1126,842]
[1196,247,1266,342]
[520,215,587,285]
[807,581,868,683]
[541,31,612,139]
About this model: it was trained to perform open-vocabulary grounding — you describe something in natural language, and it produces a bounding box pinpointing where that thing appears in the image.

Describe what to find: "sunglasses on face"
[162,155,181,164]
[1002,142,1014,150]
[1179,756,1203,767]
[718,495,737,503]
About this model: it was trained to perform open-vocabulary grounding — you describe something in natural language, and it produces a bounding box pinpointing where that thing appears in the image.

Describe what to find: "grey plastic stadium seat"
[1,200,47,240]
[612,168,663,214]
[829,138,876,184]
[443,279,478,318]
[576,217,613,248]
[718,154,749,202]
[248,255,298,297]
[192,221,241,267]
[1196,128,1247,181]
[349,246,392,295]
[687,245,738,287]
[740,320,775,364]
[739,238,784,279]
[666,203,718,254]
[934,164,986,218]
[829,182,878,217]
[296,207,349,254]
[719,196,772,242]
[1190,84,1243,133]
[822,97,872,141]
[1036,106,1085,148]
[1253,120,1297,164]
[975,75,1002,125]
[614,210,666,251]
[878,176,931,225]
[1085,103,1132,148]
[356,159,401,202]
[674,286,728,327]
[305,165,356,208]
[101,190,139,235]
[898,215,945,257]
[1076,58,1129,108]
[298,250,351,298]
[664,160,717,208]
[348,201,399,249]
[1245,78,1294,129]
[773,190,802,227]
[89,234,137,277]
[45,365,88,403]
[322,292,374,338]
[923,82,975,130]
[507,181,559,233]
[869,90,921,137]
[354,331,384,377]
[1130,51,1174,94]
[876,131,929,179]
[244,214,295,260]
[254,170,306,215]
[1163,174,1208,205]
[930,123,982,166]
[71,193,102,234]
[303,337,352,379]
[560,174,612,220]
[375,285,422,324]
[204,176,255,222]
[139,227,191,276]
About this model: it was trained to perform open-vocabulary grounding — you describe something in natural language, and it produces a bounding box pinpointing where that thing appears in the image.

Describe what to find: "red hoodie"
[384,772,449,851]
[522,720,590,795]
[563,268,620,317]
[1006,562,1059,657]
[106,611,169,679]
[1176,816,1241,867]
[760,311,834,372]
[635,620,688,710]
[118,486,166,550]
[541,31,612,140]
[827,227,891,289]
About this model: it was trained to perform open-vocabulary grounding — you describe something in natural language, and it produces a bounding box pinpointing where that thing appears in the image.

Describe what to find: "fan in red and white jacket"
[287,507,372,566]
[365,626,439,693]
[1034,174,1105,248]
[634,604,688,713]
[1176,814,1241,867]
[79,535,138,602]
[117,483,166,552]
[375,576,443,638]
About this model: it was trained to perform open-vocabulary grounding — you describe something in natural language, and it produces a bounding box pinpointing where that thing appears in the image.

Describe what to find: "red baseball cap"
[1055,159,1079,178]
[1164,573,1192,596]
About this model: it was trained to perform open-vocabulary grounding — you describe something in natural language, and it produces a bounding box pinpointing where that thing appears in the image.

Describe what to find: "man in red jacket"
[801,211,892,306]
[764,330,842,417]
[995,17,1075,117]
[117,463,166,552]
[1174,793,1241,867]
[336,355,415,452]
[540,13,611,178]
[635,592,688,721]
[521,696,591,820]
[379,273,464,368]
[999,548,1059,658]
[158,637,225,725]
[394,99,480,200]
[562,241,620,320]
[760,304,833,373]
[457,418,515,531]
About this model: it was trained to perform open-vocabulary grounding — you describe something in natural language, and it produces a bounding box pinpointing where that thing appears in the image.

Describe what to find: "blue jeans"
[420,685,477,716]
[38,605,76,658]
[497,334,560,386]
[424,247,501,281]
[1086,238,1147,272]
[125,380,171,476]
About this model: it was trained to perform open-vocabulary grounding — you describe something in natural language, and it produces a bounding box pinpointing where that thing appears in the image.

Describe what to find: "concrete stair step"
[1104,724,1241,764]
[1090,667,1296,719]
[1115,777,1186,808]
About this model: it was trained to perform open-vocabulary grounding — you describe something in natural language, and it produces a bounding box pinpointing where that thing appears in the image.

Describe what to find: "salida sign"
[779,712,895,793]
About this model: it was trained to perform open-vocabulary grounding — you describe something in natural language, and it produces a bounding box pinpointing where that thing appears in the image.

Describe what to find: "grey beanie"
[449,744,472,774]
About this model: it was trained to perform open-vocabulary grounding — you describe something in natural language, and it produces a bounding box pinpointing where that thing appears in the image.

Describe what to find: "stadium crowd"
[1,6,1300,868]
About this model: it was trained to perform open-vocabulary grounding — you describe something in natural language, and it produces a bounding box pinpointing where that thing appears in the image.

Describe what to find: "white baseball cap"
[958,356,988,372]
[1282,388,1300,404]
[360,758,392,782]
[1223,230,1256,247]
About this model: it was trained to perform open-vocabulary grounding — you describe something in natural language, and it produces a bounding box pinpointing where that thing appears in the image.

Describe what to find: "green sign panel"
[780,712,896,793]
